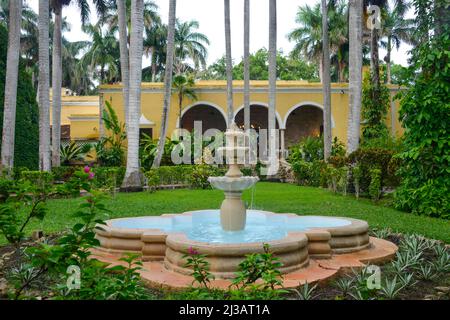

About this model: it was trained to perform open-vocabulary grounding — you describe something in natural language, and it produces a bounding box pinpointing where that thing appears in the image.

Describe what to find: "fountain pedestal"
[220,191,246,231]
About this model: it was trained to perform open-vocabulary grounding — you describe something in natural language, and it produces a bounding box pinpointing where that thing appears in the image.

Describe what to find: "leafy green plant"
[369,168,382,201]
[393,1,449,219]
[60,141,93,165]
[59,254,152,300]
[361,71,390,142]
[0,172,55,244]
[229,244,286,299]
[183,247,215,289]
[96,101,126,167]
[338,166,349,195]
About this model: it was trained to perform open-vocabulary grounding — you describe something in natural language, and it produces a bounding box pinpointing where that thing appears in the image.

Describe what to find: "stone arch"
[234,102,282,130]
[179,102,228,133]
[284,102,335,146]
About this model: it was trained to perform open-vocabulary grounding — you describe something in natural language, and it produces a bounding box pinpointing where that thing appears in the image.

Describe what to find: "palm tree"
[321,0,332,161]
[243,0,250,133]
[144,22,167,82]
[1,0,22,173]
[81,23,120,83]
[288,4,324,82]
[288,1,348,83]
[101,0,159,44]
[153,0,177,169]
[121,0,145,191]
[347,0,363,154]
[174,20,210,74]
[39,0,51,171]
[268,0,277,164]
[50,0,108,168]
[172,74,197,129]
[381,3,414,83]
[224,0,233,126]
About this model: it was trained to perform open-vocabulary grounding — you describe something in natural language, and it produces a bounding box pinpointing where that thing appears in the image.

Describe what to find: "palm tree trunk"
[224,0,234,126]
[1,0,23,173]
[370,28,380,87]
[268,0,277,168]
[39,0,51,171]
[321,0,332,161]
[386,36,392,84]
[152,0,177,169]
[151,46,157,82]
[121,0,144,191]
[243,0,250,133]
[51,2,63,168]
[347,0,363,154]
[117,0,130,130]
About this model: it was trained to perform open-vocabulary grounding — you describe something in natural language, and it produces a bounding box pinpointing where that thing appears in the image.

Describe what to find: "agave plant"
[391,251,423,274]
[417,263,437,281]
[400,234,434,255]
[398,273,416,288]
[334,277,355,297]
[379,276,404,299]
[292,281,318,300]
[60,141,93,165]
[370,227,393,240]
[432,252,450,273]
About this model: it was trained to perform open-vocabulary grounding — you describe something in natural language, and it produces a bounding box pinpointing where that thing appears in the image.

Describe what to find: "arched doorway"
[234,104,280,129]
[180,104,227,133]
[284,105,324,146]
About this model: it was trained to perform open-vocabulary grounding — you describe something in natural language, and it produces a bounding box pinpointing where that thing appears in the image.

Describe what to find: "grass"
[5,182,450,244]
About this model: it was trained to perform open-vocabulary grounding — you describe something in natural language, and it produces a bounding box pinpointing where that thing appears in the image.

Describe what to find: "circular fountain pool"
[110,210,352,244]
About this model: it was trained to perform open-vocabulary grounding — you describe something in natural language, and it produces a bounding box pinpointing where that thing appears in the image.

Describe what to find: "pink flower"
[84,166,91,173]
[188,247,199,255]
[88,172,95,180]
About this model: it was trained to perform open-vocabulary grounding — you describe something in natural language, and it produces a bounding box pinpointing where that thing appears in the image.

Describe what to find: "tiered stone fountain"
[208,123,259,231]
[94,124,397,284]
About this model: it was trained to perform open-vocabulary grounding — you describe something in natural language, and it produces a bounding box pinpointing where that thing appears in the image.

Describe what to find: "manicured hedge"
[0,25,39,169]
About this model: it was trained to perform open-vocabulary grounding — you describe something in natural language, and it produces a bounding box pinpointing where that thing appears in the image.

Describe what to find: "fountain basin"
[208,176,259,192]
[95,210,370,278]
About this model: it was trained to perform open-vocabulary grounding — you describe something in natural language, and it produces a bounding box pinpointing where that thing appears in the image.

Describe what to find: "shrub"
[91,166,125,190]
[51,166,79,182]
[369,168,382,201]
[0,25,39,169]
[347,148,396,192]
[352,165,363,198]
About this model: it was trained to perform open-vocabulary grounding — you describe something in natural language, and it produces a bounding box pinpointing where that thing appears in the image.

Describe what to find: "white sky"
[26,0,412,67]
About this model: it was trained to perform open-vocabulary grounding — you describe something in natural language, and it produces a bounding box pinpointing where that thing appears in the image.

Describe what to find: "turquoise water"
[111,210,351,244]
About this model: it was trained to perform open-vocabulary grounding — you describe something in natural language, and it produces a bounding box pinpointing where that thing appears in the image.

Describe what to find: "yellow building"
[97,80,403,150]
[50,89,100,143]
[55,81,403,154]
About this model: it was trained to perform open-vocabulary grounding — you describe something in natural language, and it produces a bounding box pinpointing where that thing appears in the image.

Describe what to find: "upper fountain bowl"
[208,176,259,192]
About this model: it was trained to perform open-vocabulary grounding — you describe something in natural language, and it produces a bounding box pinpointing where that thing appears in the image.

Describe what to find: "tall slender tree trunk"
[121,0,144,191]
[1,0,22,173]
[371,28,380,85]
[268,0,277,169]
[152,0,177,169]
[347,0,363,154]
[386,36,392,84]
[224,0,233,126]
[321,0,332,161]
[318,56,324,83]
[39,0,51,171]
[51,3,63,168]
[243,0,250,133]
[151,47,157,82]
[117,0,130,130]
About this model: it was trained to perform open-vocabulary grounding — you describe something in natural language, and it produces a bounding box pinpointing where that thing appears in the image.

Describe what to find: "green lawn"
[7,182,450,244]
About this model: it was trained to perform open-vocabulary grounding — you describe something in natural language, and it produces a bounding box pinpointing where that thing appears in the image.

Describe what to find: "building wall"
[99,81,404,145]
